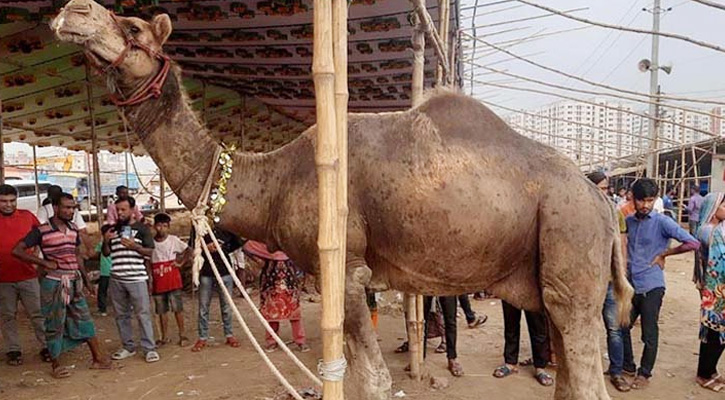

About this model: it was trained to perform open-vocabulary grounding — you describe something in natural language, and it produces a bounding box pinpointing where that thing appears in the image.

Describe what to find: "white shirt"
[36,203,87,230]
[653,197,665,214]
[151,235,188,264]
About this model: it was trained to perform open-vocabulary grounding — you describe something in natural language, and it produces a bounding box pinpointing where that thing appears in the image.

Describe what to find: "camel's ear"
[151,14,172,45]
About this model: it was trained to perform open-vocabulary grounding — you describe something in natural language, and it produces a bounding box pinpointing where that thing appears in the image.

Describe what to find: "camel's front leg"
[343,259,392,400]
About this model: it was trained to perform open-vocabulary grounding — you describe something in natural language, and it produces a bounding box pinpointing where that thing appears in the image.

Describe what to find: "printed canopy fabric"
[0,0,449,154]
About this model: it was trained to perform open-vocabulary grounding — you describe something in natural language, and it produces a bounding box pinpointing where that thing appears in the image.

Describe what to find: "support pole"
[32,145,40,210]
[85,152,93,213]
[645,0,662,178]
[0,99,4,184]
[125,152,130,188]
[678,144,686,224]
[411,0,450,83]
[86,63,103,231]
[405,294,420,379]
[159,171,166,213]
[691,146,700,185]
[436,0,450,85]
[314,0,344,398]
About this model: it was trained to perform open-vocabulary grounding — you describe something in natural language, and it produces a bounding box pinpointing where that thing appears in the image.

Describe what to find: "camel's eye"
[129,25,140,35]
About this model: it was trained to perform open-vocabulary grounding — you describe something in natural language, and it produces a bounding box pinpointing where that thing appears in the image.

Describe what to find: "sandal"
[40,348,52,363]
[467,315,488,329]
[435,342,447,354]
[6,351,22,366]
[111,348,136,360]
[610,375,631,392]
[225,336,241,348]
[395,341,409,353]
[179,336,190,347]
[297,343,311,353]
[519,358,534,367]
[448,359,464,377]
[535,370,555,387]
[631,375,650,390]
[155,338,171,347]
[52,365,72,379]
[493,364,518,378]
[699,375,725,392]
[191,339,207,352]
[265,343,279,353]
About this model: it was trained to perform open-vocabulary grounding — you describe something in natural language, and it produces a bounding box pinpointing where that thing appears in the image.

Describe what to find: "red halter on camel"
[90,12,171,107]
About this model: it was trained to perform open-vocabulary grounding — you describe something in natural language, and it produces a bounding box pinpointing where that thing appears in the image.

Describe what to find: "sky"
[459,0,725,112]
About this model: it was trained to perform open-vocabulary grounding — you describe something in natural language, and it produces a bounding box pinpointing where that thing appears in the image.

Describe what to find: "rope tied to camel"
[318,357,348,382]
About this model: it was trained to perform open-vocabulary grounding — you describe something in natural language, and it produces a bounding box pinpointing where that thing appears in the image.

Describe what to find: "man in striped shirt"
[13,193,110,378]
[102,197,159,363]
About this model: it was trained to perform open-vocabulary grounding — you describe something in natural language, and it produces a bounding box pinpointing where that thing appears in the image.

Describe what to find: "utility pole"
[645,0,662,178]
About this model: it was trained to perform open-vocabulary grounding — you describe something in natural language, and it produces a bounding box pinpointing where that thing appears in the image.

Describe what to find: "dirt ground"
[0,252,719,400]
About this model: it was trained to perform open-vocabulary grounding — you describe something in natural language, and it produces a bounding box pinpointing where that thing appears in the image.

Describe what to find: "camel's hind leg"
[343,260,392,400]
[539,232,612,400]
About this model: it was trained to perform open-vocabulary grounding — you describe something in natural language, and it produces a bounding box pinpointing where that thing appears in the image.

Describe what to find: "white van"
[7,180,51,215]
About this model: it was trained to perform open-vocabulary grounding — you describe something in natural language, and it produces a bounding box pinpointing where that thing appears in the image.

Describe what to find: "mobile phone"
[121,226,132,239]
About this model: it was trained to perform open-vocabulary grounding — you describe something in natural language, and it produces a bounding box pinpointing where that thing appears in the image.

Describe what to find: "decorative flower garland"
[208,143,237,223]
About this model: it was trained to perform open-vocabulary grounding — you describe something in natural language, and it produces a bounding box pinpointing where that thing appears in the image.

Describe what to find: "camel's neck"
[119,69,219,207]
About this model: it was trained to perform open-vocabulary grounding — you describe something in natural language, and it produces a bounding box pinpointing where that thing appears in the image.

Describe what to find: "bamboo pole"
[678,146,686,224]
[0,99,4,184]
[86,63,103,231]
[313,0,344,398]
[85,152,93,213]
[32,145,40,210]
[436,0,451,85]
[159,171,166,213]
[411,0,451,83]
[125,152,130,188]
[662,160,669,193]
[405,294,420,379]
[332,0,349,329]
[691,145,700,185]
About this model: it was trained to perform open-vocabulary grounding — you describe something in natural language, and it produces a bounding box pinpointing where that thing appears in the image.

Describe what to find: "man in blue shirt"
[622,178,700,390]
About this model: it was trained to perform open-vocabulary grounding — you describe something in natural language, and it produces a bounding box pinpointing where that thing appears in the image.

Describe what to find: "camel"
[51,1,634,399]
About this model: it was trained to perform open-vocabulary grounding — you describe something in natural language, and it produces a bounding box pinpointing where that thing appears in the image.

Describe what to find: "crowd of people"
[0,184,309,382]
[0,176,723,395]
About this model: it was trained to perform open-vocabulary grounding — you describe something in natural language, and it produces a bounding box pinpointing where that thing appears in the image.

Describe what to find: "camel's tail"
[611,229,634,327]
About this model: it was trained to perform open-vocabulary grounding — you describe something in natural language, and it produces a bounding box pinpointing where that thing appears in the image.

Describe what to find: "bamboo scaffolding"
[437,0,451,85]
[86,63,103,231]
[411,0,450,83]
[678,145,686,224]
[32,145,40,210]
[662,161,669,193]
[313,0,345,398]
[691,146,700,185]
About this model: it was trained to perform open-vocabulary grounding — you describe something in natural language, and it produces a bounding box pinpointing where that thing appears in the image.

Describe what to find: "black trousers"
[698,327,725,379]
[97,276,110,313]
[502,300,550,368]
[622,287,665,378]
[458,294,476,324]
[424,296,458,360]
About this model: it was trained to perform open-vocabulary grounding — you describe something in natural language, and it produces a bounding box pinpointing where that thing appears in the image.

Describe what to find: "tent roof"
[1,0,450,154]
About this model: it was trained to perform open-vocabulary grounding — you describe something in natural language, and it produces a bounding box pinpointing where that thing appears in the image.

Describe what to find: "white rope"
[317,357,348,382]
[192,217,306,400]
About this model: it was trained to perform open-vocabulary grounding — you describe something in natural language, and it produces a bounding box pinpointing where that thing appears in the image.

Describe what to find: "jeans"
[458,294,477,324]
[424,296,458,360]
[110,279,156,353]
[622,287,665,378]
[502,300,550,368]
[602,283,625,376]
[698,327,725,379]
[0,279,47,353]
[97,276,110,313]
[198,275,234,340]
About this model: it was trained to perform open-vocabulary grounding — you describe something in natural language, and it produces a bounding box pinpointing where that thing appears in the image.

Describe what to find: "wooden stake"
[314,0,344,398]
[405,294,420,379]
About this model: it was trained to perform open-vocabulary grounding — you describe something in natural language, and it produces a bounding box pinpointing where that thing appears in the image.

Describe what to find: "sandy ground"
[0,252,720,400]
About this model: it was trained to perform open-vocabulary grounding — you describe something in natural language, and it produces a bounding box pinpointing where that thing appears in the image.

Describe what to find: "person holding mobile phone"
[102,196,159,363]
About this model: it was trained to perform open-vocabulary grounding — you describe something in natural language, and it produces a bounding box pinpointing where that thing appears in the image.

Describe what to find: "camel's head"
[51,0,172,86]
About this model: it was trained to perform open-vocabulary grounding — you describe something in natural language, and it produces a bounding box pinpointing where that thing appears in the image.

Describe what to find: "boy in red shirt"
[0,184,49,365]
[151,213,191,346]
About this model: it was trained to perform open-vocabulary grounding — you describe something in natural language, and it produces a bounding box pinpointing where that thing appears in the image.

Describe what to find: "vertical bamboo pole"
[314,0,344,398]
[32,145,40,210]
[86,63,103,231]
[407,10,427,381]
[662,160,669,193]
[678,146,686,224]
[159,171,166,213]
[85,152,93,213]
[691,146,700,186]
[0,99,4,184]
[125,152,130,188]
[436,0,450,85]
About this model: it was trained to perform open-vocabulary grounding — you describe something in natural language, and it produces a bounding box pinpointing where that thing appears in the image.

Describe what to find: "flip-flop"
[155,338,171,347]
[395,342,409,353]
[191,339,207,353]
[6,351,22,366]
[448,360,464,377]
[467,315,488,329]
[535,371,555,387]
[225,336,241,348]
[52,365,72,379]
[40,348,52,363]
[493,364,518,378]
[519,358,534,367]
[700,376,725,392]
[435,342,447,354]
